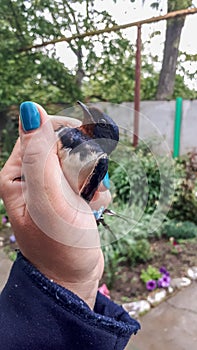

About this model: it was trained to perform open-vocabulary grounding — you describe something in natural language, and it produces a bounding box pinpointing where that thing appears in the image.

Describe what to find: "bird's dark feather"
[56,102,119,202]
[81,108,119,155]
[81,156,108,202]
[58,126,106,162]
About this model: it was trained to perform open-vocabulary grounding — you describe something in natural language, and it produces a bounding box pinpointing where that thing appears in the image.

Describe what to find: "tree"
[143,0,193,100]
[0,0,83,108]
[156,0,193,99]
[0,0,128,108]
[0,0,195,109]
[83,40,160,102]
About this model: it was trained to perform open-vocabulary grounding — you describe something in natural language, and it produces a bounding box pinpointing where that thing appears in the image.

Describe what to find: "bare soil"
[103,238,197,303]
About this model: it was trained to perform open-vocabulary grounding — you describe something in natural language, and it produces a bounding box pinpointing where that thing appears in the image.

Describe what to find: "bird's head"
[77,101,119,155]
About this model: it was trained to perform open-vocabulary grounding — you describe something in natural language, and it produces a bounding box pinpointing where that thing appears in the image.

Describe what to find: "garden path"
[127,282,197,350]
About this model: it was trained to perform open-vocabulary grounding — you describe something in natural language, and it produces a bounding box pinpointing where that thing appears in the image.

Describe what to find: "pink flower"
[98,283,110,299]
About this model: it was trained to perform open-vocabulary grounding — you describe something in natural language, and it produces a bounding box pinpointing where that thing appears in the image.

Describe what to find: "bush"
[162,220,197,240]
[100,206,159,287]
[167,153,197,224]
[102,143,197,286]
[102,237,152,288]
[110,141,197,225]
[109,140,174,215]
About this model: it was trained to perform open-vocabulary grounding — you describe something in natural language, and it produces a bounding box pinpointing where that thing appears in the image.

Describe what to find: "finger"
[49,115,81,130]
[19,101,62,195]
[0,137,24,216]
[0,137,21,181]
[0,137,23,202]
[90,189,112,211]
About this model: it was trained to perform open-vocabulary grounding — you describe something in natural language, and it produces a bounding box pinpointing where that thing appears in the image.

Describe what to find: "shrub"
[102,243,127,288]
[167,153,197,224]
[109,140,174,216]
[100,205,158,287]
[110,141,197,225]
[162,220,197,240]
[102,237,152,288]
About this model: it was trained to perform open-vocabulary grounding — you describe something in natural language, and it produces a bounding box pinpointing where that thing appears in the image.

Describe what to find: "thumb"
[19,101,60,217]
[19,101,56,161]
[19,101,60,199]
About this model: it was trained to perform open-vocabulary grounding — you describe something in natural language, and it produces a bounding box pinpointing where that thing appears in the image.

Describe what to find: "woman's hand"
[0,102,110,309]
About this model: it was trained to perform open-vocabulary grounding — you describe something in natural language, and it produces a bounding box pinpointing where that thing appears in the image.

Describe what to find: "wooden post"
[133,25,141,147]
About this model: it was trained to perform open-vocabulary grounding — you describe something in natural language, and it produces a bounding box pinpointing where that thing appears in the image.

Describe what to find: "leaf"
[150,2,160,10]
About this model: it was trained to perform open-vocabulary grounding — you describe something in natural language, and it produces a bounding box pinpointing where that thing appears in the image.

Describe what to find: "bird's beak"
[77,101,94,125]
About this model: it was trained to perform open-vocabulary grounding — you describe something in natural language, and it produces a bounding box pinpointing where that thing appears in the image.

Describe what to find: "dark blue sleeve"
[0,252,140,350]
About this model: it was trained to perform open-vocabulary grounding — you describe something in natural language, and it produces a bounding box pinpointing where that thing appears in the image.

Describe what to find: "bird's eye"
[98,118,107,128]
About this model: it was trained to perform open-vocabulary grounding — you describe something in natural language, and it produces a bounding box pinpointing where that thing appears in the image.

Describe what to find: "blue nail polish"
[103,172,110,189]
[20,101,40,131]
[93,206,105,220]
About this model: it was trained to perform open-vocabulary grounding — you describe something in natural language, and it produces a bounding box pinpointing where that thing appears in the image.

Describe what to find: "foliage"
[102,243,127,288]
[8,251,17,262]
[141,265,171,290]
[173,74,197,100]
[103,237,152,288]
[140,265,162,283]
[125,238,152,265]
[167,153,197,224]
[109,142,197,224]
[0,199,7,229]
[84,47,162,102]
[168,0,193,11]
[102,144,197,286]
[101,205,158,287]
[141,0,195,100]
[0,119,18,168]
[109,140,174,215]
[0,48,80,108]
[3,246,17,262]
[162,220,197,240]
[0,199,6,215]
[0,0,131,107]
[0,0,196,109]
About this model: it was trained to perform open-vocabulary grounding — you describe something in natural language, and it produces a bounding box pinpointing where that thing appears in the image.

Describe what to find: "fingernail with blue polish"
[20,101,40,131]
[93,206,105,220]
[103,172,110,189]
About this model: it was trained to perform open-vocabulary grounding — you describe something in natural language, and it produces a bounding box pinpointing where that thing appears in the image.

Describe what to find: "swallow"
[77,101,119,155]
[56,101,119,202]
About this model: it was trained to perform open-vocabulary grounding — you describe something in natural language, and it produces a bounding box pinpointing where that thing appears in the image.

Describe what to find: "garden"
[1,135,197,304]
[98,140,197,302]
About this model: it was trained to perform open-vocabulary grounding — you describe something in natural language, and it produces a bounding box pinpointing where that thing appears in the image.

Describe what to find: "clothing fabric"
[0,252,140,349]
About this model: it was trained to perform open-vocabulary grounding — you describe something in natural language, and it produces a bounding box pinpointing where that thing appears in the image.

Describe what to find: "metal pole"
[173,97,183,158]
[133,25,141,147]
